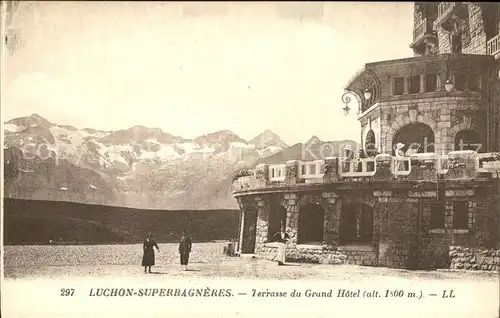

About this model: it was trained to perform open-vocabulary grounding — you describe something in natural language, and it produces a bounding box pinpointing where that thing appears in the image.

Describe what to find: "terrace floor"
[3,243,499,318]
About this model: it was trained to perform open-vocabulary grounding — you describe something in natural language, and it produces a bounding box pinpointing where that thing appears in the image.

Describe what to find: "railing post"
[285,160,300,185]
[373,154,393,181]
[323,157,339,183]
[445,151,478,180]
[407,153,438,181]
[255,164,269,186]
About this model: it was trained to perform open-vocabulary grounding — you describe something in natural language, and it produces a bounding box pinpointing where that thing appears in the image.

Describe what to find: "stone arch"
[450,123,485,151]
[267,201,288,241]
[383,113,437,154]
[391,122,435,154]
[453,128,484,152]
[296,193,329,212]
[339,203,374,245]
[297,202,325,244]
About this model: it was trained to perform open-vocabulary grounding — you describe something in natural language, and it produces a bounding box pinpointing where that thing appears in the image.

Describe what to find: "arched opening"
[392,123,435,155]
[298,203,324,244]
[340,203,373,245]
[365,129,377,157]
[454,129,483,153]
[268,204,287,241]
[241,206,257,254]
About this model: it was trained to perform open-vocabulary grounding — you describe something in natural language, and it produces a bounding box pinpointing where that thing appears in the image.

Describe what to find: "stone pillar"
[372,154,393,181]
[407,153,438,181]
[322,192,340,249]
[254,196,269,251]
[285,160,300,185]
[436,73,442,91]
[284,193,299,247]
[323,157,339,183]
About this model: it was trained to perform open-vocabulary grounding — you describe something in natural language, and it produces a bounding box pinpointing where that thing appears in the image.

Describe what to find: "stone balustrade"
[233,151,500,193]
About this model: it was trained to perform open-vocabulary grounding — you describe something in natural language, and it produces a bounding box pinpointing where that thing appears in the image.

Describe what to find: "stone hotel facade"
[232,2,500,270]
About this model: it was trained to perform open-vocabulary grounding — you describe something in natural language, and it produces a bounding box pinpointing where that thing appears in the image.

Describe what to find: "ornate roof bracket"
[345,69,381,114]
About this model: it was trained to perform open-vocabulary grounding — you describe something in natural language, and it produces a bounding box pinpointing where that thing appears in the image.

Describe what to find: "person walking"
[179,230,192,271]
[142,233,159,274]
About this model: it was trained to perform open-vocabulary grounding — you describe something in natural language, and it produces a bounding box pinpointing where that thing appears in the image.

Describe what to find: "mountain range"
[3,114,358,209]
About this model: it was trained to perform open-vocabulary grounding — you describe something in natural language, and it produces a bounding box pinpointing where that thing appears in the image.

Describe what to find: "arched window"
[298,203,324,244]
[365,129,377,157]
[392,123,435,155]
[454,130,483,153]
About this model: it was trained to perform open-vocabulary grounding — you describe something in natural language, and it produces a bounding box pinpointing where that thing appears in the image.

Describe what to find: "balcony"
[232,151,500,195]
[434,2,468,32]
[410,17,437,54]
[486,34,500,58]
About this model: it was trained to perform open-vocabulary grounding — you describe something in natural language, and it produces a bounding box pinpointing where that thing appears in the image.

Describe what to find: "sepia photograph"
[1,1,500,317]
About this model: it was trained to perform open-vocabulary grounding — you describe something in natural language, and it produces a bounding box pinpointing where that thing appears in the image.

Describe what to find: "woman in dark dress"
[179,230,192,271]
[142,233,159,273]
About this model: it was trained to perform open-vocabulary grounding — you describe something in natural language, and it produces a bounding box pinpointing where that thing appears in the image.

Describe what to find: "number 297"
[61,288,75,296]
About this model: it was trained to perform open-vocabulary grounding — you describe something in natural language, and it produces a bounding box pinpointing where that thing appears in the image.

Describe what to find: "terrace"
[233,151,500,194]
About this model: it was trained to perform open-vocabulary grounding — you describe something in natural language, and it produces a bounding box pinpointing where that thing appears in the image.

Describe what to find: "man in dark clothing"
[179,230,192,271]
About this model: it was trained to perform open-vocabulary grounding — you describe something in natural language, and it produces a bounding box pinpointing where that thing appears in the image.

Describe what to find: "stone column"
[284,193,299,247]
[419,74,426,93]
[403,76,409,95]
[322,192,340,249]
[254,196,269,252]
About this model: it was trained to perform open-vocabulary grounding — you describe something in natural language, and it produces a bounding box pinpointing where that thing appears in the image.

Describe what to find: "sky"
[2,2,414,145]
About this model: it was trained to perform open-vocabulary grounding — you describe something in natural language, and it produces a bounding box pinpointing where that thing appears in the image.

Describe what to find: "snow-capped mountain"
[3,114,286,209]
[4,114,358,209]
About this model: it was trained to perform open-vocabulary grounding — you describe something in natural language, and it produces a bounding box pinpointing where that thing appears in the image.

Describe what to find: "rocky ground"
[3,243,499,318]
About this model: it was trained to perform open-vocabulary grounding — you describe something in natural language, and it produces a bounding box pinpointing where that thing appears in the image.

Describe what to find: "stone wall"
[259,244,378,266]
[378,96,485,155]
[435,3,488,55]
[461,4,487,55]
[236,175,499,270]
[449,246,500,271]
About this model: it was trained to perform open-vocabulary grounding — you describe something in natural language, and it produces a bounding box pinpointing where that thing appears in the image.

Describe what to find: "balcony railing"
[437,2,458,20]
[340,158,376,178]
[298,160,325,183]
[233,151,500,193]
[486,34,500,57]
[392,157,411,176]
[269,164,286,182]
[413,18,434,43]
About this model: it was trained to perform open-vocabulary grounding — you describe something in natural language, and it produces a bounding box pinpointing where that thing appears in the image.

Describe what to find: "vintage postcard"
[1,1,499,317]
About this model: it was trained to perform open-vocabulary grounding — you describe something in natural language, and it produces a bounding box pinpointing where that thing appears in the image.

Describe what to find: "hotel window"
[467,73,480,91]
[409,75,420,94]
[454,73,467,91]
[425,74,437,92]
[430,202,445,229]
[393,77,404,95]
[452,201,469,230]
